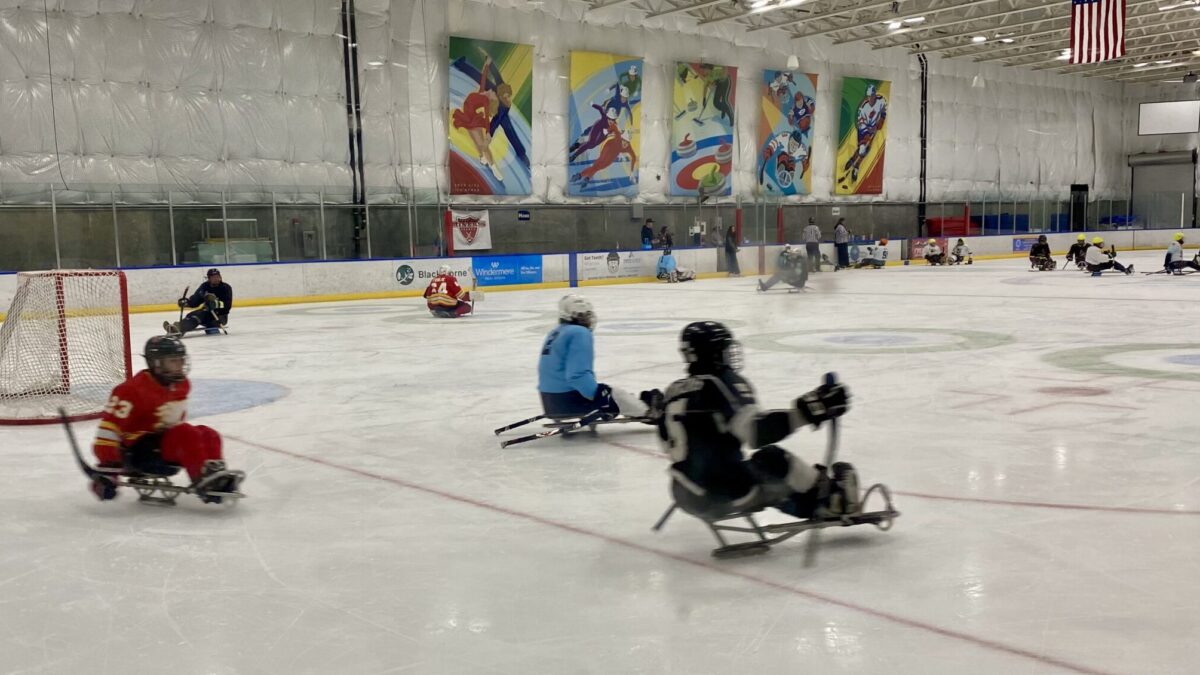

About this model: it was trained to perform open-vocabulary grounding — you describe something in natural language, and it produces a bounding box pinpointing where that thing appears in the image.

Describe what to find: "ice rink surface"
[4,252,1200,675]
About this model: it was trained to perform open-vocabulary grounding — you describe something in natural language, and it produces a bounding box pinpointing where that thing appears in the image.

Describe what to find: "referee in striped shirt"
[802,218,822,272]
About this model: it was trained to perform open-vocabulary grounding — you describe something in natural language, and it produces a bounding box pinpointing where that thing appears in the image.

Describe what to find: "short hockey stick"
[493,414,546,436]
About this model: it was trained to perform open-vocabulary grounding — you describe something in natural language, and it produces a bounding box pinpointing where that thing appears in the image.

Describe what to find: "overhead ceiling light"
[752,0,805,13]
[904,16,925,23]
[1134,62,1151,67]
[750,0,771,7]
[1157,59,1174,64]
[1056,54,1071,60]
[972,36,987,43]
[1000,38,1014,44]
[1061,49,1072,55]
[887,21,902,29]
[1193,50,1200,55]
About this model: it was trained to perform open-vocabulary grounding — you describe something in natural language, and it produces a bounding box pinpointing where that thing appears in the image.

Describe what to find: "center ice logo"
[395,265,415,285]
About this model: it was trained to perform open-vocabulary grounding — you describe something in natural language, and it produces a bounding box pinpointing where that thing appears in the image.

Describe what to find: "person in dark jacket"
[641,219,655,250]
[165,268,233,336]
[724,225,741,277]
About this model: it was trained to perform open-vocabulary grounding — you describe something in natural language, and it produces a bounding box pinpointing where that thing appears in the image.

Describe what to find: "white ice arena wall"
[0,0,1135,203]
[0,230,1184,316]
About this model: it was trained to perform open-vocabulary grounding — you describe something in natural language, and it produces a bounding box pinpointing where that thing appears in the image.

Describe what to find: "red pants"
[160,423,224,481]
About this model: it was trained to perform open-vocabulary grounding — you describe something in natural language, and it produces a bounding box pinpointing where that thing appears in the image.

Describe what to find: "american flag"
[1070,0,1125,64]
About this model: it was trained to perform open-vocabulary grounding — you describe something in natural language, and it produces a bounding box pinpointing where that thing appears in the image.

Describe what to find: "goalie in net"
[0,270,132,424]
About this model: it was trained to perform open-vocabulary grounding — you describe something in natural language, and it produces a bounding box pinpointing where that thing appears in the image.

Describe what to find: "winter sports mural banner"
[835,77,889,196]
[757,70,817,196]
[669,61,737,197]
[567,51,642,197]
[448,37,533,196]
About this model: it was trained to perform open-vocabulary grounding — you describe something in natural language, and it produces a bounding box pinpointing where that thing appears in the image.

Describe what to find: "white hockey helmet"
[437,264,452,275]
[558,294,596,330]
[866,84,877,98]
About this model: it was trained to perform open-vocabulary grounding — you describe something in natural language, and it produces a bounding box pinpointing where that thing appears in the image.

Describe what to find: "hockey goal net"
[0,270,132,425]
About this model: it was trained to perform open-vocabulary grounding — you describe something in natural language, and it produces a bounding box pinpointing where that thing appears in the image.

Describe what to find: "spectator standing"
[834,218,850,270]
[641,218,654,250]
[802,217,822,272]
[709,224,724,248]
[657,225,674,249]
[724,224,741,277]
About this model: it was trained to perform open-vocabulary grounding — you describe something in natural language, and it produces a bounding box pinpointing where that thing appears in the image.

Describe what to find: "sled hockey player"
[423,264,474,317]
[657,249,695,283]
[949,238,973,265]
[1028,235,1056,271]
[89,336,242,503]
[165,268,232,336]
[1065,234,1089,269]
[854,238,888,269]
[757,245,807,291]
[1164,232,1200,274]
[1085,236,1133,275]
[921,239,946,265]
[657,321,860,522]
[538,295,661,422]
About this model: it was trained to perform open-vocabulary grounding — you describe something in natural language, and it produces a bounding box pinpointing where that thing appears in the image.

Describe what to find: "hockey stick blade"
[499,412,608,448]
[493,414,546,435]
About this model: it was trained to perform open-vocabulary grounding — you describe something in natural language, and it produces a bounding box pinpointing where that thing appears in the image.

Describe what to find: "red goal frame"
[0,270,133,426]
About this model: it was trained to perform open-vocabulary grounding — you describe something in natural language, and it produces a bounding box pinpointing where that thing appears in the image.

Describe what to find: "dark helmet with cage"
[144,335,189,384]
[1038,234,1047,243]
[680,321,742,374]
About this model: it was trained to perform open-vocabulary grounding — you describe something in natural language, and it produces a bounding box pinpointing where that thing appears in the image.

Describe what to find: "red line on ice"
[229,434,1122,675]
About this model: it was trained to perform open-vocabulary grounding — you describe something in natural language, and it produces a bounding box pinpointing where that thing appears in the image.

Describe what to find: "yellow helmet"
[927,238,936,244]
[1077,234,1086,241]
[1175,232,1185,241]
[1092,236,1104,245]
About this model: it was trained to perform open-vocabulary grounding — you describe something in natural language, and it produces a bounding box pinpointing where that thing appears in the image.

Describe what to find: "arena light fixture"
[904,16,925,24]
[1000,38,1015,43]
[972,36,987,43]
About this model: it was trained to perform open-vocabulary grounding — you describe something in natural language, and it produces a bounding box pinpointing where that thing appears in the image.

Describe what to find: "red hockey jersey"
[424,273,469,308]
[92,370,190,465]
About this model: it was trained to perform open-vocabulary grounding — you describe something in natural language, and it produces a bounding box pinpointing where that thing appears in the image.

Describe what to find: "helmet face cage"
[150,354,191,383]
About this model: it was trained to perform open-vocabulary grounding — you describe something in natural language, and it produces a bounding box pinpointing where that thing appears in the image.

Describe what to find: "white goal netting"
[0,270,132,425]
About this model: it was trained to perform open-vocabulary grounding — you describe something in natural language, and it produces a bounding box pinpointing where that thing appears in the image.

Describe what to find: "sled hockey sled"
[494,411,651,448]
[652,478,898,558]
[61,409,245,506]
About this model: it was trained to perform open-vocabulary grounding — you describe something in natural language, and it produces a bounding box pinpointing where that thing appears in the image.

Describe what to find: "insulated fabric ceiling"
[0,0,1141,203]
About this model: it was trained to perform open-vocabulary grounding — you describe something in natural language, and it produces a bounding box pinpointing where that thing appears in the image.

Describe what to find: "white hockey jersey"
[1085,245,1111,266]
[952,244,973,257]
[862,244,888,262]
[922,243,942,257]
[1167,241,1184,264]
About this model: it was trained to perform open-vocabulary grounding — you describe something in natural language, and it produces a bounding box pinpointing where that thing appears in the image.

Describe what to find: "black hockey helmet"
[680,321,742,372]
[1038,234,1047,242]
[206,268,220,277]
[144,335,189,384]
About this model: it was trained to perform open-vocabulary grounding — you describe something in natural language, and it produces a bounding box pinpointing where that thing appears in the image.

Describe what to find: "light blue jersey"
[537,323,598,398]
[657,254,677,277]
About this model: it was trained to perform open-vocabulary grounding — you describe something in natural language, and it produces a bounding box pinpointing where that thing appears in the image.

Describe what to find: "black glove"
[795,382,850,426]
[204,292,218,310]
[594,384,619,416]
[177,297,187,308]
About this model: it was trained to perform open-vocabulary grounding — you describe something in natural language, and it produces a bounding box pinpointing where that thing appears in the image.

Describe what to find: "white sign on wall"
[451,209,492,250]
[578,250,655,281]
[393,258,474,288]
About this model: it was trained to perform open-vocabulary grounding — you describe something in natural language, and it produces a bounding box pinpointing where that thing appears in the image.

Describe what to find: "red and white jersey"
[424,274,468,308]
[93,370,190,464]
[857,96,886,131]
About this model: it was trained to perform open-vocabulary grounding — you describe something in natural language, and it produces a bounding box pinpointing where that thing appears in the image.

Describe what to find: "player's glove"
[594,384,620,418]
[177,297,187,308]
[204,292,218,310]
[795,382,850,427]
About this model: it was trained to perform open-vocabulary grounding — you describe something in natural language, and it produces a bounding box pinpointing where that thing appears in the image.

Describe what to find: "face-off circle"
[279,304,425,317]
[1045,344,1200,381]
[188,379,290,419]
[743,328,1013,355]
